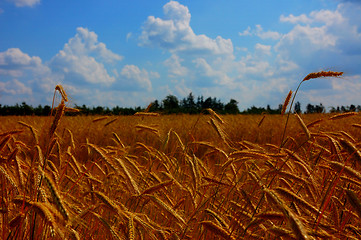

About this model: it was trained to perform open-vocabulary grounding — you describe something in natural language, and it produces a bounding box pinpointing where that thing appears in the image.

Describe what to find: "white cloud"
[150,71,160,79]
[239,25,282,40]
[0,79,32,95]
[274,3,361,74]
[62,27,122,63]
[8,0,40,7]
[255,25,282,40]
[164,54,188,77]
[239,26,252,36]
[255,43,271,56]
[0,47,53,90]
[49,27,122,85]
[193,58,232,85]
[0,48,56,105]
[280,14,312,24]
[174,79,192,97]
[139,1,233,55]
[0,48,42,71]
[126,32,132,41]
[120,65,152,91]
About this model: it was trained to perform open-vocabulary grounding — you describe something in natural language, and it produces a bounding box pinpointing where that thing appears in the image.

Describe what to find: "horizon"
[1,0,361,110]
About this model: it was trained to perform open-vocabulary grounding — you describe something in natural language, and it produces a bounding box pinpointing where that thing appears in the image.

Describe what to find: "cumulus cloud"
[0,48,55,104]
[0,48,43,73]
[139,1,233,55]
[49,27,122,85]
[0,48,51,84]
[164,54,188,77]
[193,58,232,86]
[0,79,32,95]
[239,25,282,40]
[255,43,271,56]
[275,2,361,75]
[280,14,312,24]
[120,65,152,91]
[8,0,40,7]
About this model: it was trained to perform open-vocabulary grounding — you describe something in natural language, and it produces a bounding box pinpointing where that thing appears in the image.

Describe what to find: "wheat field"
[1,79,361,239]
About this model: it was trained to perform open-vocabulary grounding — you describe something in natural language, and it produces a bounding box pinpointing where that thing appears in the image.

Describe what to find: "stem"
[280,80,303,148]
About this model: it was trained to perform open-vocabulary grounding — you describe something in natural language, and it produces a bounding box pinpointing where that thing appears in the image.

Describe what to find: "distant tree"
[149,100,161,112]
[21,102,33,115]
[350,104,356,112]
[306,104,315,114]
[225,99,240,114]
[244,106,266,114]
[184,92,197,113]
[202,97,213,109]
[94,106,104,115]
[196,96,204,110]
[294,101,301,114]
[163,95,179,113]
[330,106,337,113]
[315,103,325,113]
[306,103,324,113]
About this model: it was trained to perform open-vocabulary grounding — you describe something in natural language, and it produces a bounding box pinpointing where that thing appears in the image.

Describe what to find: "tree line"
[0,93,360,116]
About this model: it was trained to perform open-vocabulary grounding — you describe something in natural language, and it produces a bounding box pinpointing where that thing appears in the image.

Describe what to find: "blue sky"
[1,0,361,110]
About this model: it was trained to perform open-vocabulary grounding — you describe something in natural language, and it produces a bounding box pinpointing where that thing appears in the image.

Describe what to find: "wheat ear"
[295,113,311,139]
[339,138,361,164]
[329,112,358,120]
[281,90,292,115]
[200,220,234,240]
[280,70,343,147]
[49,100,65,139]
[18,121,39,144]
[128,215,135,240]
[204,208,229,229]
[274,187,319,215]
[302,71,343,81]
[113,157,140,195]
[264,188,309,240]
[146,194,186,226]
[55,85,68,102]
[346,189,361,218]
[43,173,69,221]
[141,179,174,195]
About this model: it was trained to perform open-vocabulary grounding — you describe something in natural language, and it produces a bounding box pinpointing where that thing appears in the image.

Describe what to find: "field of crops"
[1,84,361,239]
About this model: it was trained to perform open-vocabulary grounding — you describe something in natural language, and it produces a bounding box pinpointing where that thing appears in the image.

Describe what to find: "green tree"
[294,101,301,114]
[163,95,179,113]
[225,99,240,114]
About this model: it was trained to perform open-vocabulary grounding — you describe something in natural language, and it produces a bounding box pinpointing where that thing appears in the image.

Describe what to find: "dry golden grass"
[1,82,361,239]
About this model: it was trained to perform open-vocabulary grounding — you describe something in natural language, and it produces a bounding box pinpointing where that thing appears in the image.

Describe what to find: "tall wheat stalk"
[280,71,343,147]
